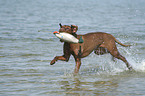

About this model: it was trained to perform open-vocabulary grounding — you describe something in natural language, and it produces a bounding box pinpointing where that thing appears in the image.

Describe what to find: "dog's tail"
[114,37,131,47]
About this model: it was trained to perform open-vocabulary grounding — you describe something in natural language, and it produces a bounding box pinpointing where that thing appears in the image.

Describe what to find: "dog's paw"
[50,60,55,65]
[128,66,134,71]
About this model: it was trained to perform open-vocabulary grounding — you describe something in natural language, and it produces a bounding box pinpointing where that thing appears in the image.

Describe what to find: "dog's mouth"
[60,39,64,42]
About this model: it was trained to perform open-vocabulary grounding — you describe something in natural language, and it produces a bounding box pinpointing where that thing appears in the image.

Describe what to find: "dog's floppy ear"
[59,23,62,28]
[71,25,78,33]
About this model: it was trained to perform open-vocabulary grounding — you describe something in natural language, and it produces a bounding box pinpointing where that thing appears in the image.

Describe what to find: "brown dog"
[50,23,133,73]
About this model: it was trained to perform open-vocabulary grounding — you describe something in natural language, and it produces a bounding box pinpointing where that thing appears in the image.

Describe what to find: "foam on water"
[76,48,145,76]
[140,60,145,71]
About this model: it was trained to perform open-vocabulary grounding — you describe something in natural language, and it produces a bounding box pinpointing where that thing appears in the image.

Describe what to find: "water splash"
[139,60,145,71]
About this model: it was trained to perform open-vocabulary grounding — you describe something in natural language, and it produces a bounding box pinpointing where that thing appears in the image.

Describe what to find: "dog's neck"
[72,33,77,38]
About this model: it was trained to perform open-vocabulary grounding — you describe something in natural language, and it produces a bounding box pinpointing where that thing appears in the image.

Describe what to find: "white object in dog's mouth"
[53,31,79,43]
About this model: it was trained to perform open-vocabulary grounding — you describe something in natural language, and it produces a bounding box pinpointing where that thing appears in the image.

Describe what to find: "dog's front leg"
[50,55,68,65]
[50,43,71,65]
[74,58,81,74]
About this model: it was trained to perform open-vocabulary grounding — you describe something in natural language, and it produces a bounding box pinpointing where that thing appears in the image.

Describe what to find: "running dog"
[50,23,133,73]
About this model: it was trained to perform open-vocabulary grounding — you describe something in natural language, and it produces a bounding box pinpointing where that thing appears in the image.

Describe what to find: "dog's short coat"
[50,23,133,73]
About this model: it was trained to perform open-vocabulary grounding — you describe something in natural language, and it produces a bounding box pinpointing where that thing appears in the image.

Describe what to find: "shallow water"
[0,0,145,96]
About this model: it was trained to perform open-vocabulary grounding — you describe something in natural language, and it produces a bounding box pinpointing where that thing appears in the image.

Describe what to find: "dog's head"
[58,23,78,42]
[59,23,78,36]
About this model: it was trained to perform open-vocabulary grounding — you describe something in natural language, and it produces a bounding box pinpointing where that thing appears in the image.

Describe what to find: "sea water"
[0,0,145,96]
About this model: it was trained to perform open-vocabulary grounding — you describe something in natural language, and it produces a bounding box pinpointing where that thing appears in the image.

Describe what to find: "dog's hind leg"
[111,50,132,69]
[111,49,133,70]
[104,41,133,70]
